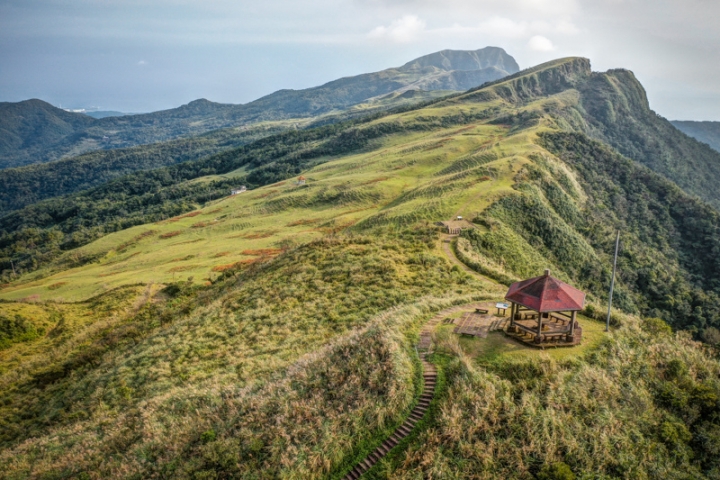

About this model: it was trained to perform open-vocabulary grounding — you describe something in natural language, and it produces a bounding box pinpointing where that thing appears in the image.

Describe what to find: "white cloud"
[137,60,148,66]
[368,15,426,43]
[476,17,528,39]
[527,35,555,51]
[555,20,580,35]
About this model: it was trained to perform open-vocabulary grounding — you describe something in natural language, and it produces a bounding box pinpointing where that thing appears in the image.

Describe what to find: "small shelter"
[437,219,472,235]
[505,269,585,346]
[297,176,306,186]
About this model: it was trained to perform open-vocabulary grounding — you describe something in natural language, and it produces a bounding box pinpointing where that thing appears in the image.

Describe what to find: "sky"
[1,0,719,120]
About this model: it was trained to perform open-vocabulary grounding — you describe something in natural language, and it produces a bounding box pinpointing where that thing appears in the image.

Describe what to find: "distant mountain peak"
[398,47,519,74]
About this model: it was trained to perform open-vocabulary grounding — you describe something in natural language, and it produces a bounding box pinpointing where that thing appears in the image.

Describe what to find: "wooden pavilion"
[505,269,586,346]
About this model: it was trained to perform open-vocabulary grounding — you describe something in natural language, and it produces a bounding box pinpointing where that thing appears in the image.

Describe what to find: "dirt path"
[440,234,503,291]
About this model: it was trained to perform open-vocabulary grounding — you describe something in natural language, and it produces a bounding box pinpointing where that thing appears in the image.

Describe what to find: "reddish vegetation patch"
[47,282,68,291]
[232,231,277,239]
[160,211,203,224]
[269,181,286,187]
[359,176,389,186]
[241,248,284,256]
[286,218,321,227]
[213,252,231,258]
[159,231,183,239]
[204,208,223,215]
[211,258,260,272]
[117,230,157,251]
[19,294,40,303]
[478,176,492,182]
[191,221,215,228]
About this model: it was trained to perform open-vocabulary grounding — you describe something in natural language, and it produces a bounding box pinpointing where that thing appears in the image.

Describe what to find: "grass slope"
[2,57,720,478]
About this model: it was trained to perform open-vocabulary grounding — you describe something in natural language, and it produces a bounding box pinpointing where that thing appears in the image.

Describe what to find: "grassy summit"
[2,57,720,478]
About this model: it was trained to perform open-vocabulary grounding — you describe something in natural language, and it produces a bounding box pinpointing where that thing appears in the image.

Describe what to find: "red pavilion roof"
[505,270,585,312]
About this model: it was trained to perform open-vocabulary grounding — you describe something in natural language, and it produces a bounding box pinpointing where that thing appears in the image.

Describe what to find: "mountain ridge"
[671,120,720,153]
[0,47,518,169]
[4,55,720,479]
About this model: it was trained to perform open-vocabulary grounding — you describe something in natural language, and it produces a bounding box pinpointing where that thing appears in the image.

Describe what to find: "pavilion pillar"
[536,313,543,343]
[570,311,577,335]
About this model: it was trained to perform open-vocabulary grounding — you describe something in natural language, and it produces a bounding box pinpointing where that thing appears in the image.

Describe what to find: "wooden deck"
[452,311,508,338]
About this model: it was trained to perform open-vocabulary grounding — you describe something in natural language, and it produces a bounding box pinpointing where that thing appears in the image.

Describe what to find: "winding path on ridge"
[441,234,478,277]
[342,237,501,479]
[440,234,503,290]
[342,300,490,480]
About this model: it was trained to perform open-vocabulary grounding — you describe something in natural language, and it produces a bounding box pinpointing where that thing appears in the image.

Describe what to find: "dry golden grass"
[0,231,492,479]
[370,313,720,479]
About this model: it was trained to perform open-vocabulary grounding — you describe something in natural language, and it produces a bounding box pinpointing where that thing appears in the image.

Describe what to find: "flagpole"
[606,230,620,332]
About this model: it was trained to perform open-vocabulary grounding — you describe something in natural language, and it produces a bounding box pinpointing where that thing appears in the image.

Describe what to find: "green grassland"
[2,57,720,478]
[0,95,547,302]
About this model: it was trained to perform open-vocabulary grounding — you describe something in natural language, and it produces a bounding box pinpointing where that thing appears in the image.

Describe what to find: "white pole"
[606,231,620,332]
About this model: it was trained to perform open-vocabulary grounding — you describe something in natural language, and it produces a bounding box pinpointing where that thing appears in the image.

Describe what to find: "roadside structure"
[437,218,472,234]
[504,269,585,346]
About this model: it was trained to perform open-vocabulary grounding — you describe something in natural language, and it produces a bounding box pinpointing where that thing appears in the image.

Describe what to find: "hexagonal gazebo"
[505,269,586,346]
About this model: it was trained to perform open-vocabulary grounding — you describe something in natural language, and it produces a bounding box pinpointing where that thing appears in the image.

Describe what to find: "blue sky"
[1,0,718,119]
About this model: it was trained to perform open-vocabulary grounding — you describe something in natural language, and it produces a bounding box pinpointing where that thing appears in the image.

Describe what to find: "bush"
[643,317,672,336]
[659,420,692,447]
[536,462,575,480]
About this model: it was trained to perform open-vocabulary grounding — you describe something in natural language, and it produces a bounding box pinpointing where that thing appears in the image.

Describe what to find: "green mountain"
[672,120,720,153]
[0,99,96,167]
[3,56,720,479]
[0,122,291,213]
[568,73,720,208]
[0,47,518,169]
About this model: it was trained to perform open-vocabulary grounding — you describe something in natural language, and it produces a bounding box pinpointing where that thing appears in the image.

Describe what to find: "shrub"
[701,326,720,346]
[644,317,672,336]
[537,462,576,480]
[659,420,692,447]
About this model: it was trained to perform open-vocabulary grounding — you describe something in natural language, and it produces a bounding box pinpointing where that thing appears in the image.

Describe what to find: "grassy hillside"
[3,56,720,478]
[672,120,720,153]
[369,314,720,479]
[4,57,720,338]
